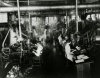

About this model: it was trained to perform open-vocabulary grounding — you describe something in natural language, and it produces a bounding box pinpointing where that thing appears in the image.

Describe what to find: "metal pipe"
[28,0,31,32]
[0,4,100,12]
[76,0,78,32]
[4,0,63,3]
[28,0,29,5]
[22,33,28,37]
[17,0,22,64]
[2,29,10,48]
[17,0,21,38]
[28,0,31,50]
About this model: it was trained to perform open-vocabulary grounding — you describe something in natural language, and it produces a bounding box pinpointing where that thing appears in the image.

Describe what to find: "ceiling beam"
[0,4,100,12]
[3,0,66,2]
[36,0,65,1]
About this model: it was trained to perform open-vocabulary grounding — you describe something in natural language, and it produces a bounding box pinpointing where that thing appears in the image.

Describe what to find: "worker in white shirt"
[58,35,77,64]
[32,42,43,57]
[65,41,74,62]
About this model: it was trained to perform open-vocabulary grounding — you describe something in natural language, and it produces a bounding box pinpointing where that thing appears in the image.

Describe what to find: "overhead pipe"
[0,4,100,12]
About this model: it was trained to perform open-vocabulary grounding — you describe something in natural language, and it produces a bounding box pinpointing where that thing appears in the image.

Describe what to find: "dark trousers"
[66,59,75,67]
[66,59,77,78]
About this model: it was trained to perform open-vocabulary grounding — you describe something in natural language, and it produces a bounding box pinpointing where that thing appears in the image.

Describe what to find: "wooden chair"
[33,51,43,67]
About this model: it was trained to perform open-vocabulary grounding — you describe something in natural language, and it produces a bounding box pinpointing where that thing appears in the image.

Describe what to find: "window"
[45,16,57,25]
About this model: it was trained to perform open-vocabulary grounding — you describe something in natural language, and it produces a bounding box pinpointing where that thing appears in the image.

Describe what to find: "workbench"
[76,60,93,78]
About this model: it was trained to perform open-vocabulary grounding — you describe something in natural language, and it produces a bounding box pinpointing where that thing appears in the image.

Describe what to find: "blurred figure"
[32,41,43,57]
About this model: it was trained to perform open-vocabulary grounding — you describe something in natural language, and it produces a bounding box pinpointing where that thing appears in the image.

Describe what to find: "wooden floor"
[24,46,76,78]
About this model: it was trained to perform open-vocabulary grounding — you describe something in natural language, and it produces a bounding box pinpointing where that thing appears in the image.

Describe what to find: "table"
[76,61,93,78]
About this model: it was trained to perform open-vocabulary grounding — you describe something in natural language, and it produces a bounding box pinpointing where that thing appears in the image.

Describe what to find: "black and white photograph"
[0,0,100,78]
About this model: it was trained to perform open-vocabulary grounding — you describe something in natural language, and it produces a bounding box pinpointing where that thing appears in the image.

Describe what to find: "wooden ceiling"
[2,0,100,6]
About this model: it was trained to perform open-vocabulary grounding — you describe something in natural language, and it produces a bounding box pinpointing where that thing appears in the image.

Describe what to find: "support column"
[17,0,21,38]
[28,0,31,33]
[76,0,78,32]
[66,11,68,28]
[27,0,31,49]
[67,15,70,28]
[17,0,23,64]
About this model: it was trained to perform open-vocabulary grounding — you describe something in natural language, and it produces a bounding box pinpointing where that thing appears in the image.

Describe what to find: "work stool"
[33,54,43,67]
[65,54,75,68]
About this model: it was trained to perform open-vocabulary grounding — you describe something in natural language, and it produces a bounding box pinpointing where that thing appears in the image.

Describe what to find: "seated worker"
[65,40,74,62]
[32,41,43,57]
[70,39,89,63]
[58,34,68,47]
[70,39,81,56]
[58,35,76,65]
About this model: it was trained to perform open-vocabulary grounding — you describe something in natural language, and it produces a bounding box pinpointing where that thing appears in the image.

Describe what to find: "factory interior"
[1,0,100,78]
